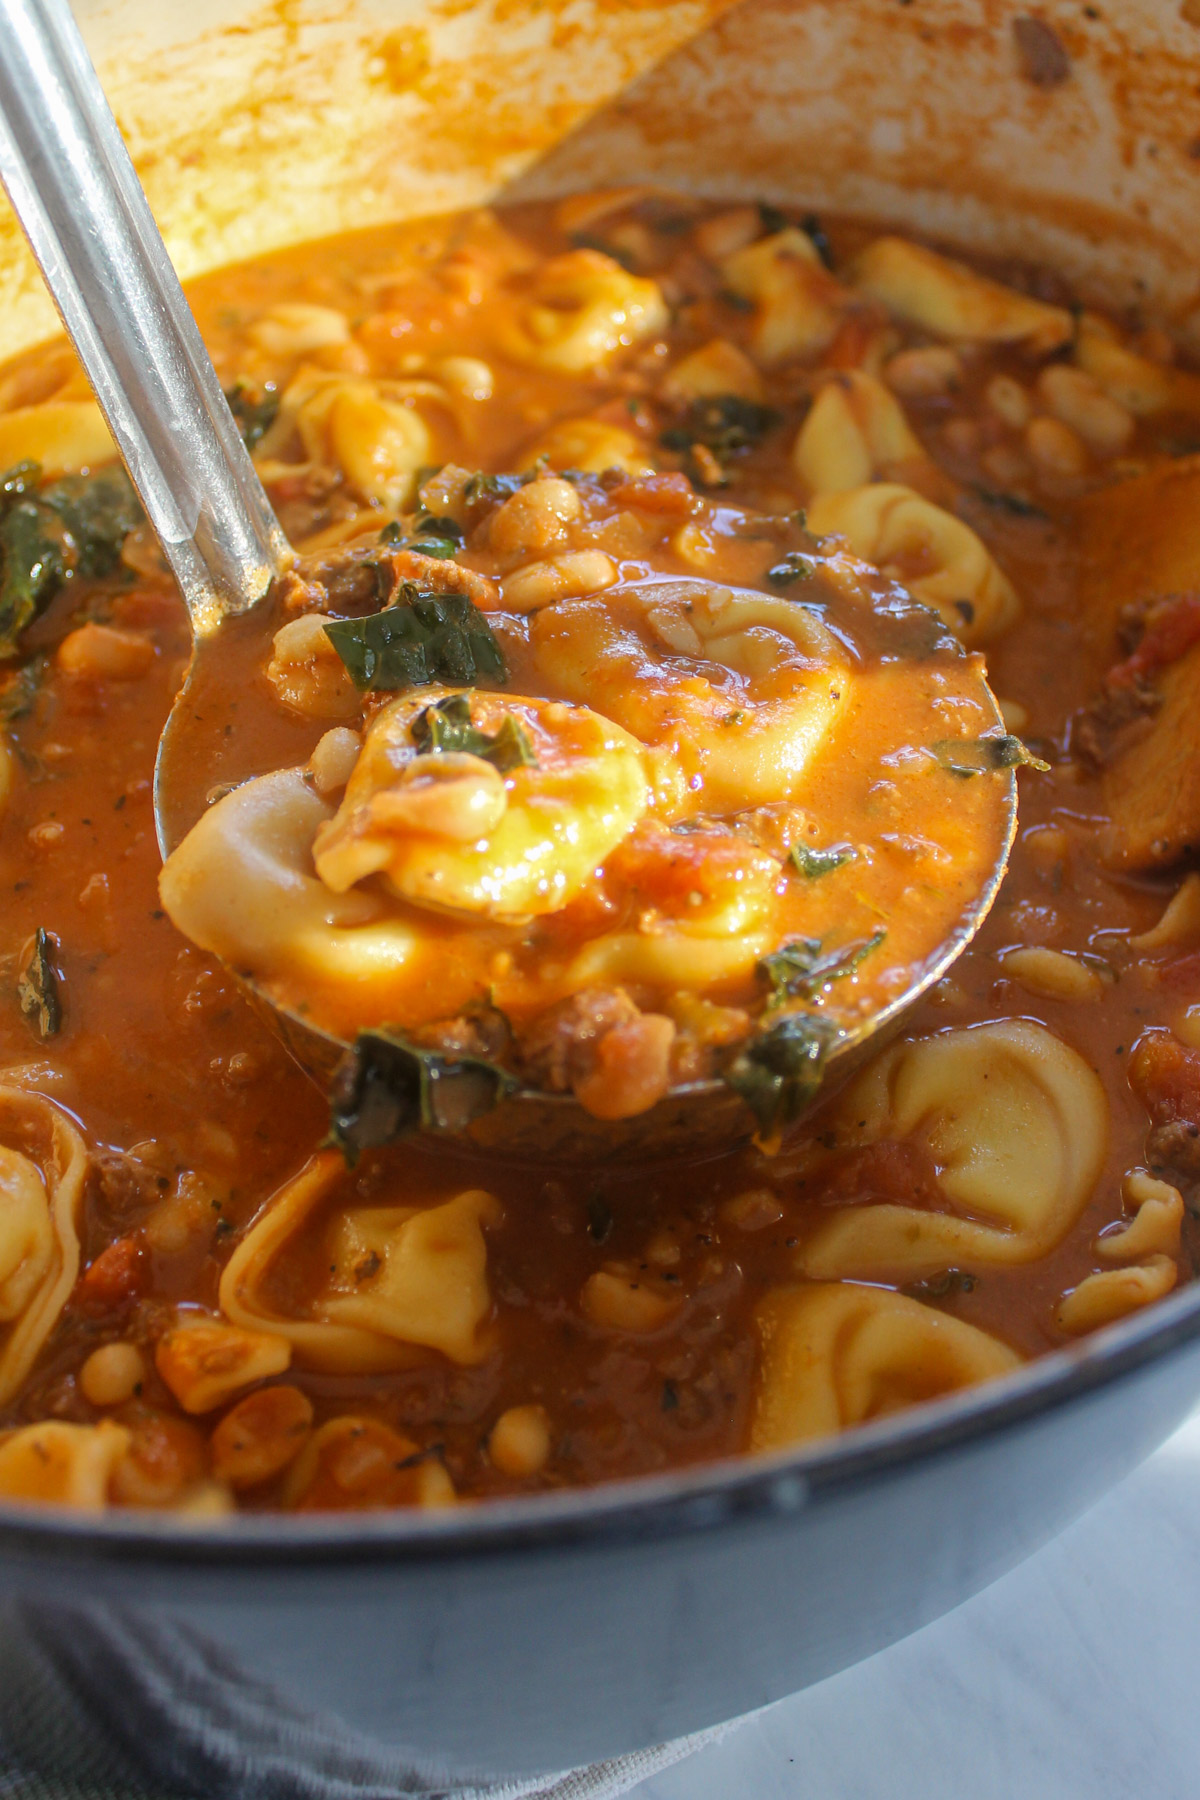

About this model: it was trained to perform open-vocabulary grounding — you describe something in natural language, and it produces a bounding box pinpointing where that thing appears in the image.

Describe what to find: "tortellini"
[1055,1258,1178,1336]
[283,1416,457,1510]
[266,613,363,720]
[792,371,931,495]
[851,237,1072,354]
[220,1153,501,1372]
[159,767,422,1001]
[751,1283,1021,1450]
[720,228,845,364]
[806,483,1019,644]
[531,578,848,812]
[0,1419,131,1509]
[798,1021,1108,1280]
[1074,316,1200,417]
[521,416,655,476]
[261,368,441,508]
[0,399,115,477]
[312,689,650,921]
[497,249,668,373]
[662,338,766,405]
[1055,1170,1183,1336]
[0,1088,88,1409]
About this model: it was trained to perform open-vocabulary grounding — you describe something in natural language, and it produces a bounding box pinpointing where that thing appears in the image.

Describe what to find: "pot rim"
[3,1270,1198,1569]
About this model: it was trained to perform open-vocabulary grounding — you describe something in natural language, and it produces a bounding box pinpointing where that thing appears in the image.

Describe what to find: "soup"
[0,192,1196,1513]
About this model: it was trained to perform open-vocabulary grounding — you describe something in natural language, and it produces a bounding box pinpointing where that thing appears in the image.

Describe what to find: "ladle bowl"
[0,0,1017,1164]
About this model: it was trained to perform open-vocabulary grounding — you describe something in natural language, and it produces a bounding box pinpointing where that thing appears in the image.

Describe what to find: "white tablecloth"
[633,1403,1200,1800]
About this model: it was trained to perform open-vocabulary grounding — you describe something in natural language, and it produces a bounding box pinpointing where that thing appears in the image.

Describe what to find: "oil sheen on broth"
[0,192,1197,1514]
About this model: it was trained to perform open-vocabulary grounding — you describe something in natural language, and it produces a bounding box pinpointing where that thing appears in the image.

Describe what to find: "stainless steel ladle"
[0,0,1017,1164]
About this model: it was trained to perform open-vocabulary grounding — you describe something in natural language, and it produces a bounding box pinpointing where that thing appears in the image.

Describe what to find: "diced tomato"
[604,471,702,516]
[1129,1029,1200,1126]
[74,1235,146,1312]
[1108,594,1200,689]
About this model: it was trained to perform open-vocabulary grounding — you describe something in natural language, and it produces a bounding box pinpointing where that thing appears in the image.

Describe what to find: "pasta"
[0,190,1197,1511]
[798,1022,1109,1279]
[752,1284,1021,1450]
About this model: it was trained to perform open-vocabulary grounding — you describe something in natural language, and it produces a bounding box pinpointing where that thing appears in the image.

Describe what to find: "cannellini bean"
[580,1264,683,1333]
[883,345,963,397]
[155,1319,292,1414]
[267,613,361,720]
[57,623,155,680]
[999,945,1107,1001]
[1096,1170,1183,1262]
[433,355,494,400]
[984,374,1033,429]
[1037,364,1133,456]
[307,727,362,795]
[79,1341,146,1407]
[488,476,583,556]
[1131,872,1200,949]
[488,1403,551,1477]
[719,1188,785,1231]
[1055,1255,1177,1335]
[209,1384,314,1488]
[1025,415,1088,476]
[502,549,618,613]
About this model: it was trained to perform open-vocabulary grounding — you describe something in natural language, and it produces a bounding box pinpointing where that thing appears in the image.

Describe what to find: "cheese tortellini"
[0,1088,89,1408]
[497,249,668,373]
[720,228,845,364]
[0,1419,131,1509]
[1054,1170,1184,1336]
[313,689,650,921]
[531,578,848,812]
[0,399,115,478]
[752,1283,1021,1450]
[851,237,1072,354]
[261,368,442,509]
[806,484,1019,644]
[792,371,931,496]
[220,1153,501,1371]
[521,416,655,477]
[799,1021,1108,1280]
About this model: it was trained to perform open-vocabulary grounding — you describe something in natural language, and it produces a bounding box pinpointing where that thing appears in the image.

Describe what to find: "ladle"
[0,0,1017,1163]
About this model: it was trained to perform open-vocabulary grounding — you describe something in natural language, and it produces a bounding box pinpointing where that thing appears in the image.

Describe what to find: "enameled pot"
[3,0,1200,1780]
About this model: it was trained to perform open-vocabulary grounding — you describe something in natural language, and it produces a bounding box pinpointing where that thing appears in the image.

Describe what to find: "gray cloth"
[0,1601,732,1800]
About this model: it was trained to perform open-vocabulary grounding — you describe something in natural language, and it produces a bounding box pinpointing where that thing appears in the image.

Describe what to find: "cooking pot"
[3,0,1200,1781]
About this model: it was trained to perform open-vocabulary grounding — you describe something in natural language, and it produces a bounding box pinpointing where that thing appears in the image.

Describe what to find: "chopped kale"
[724,1012,842,1138]
[901,1268,978,1302]
[802,212,835,270]
[0,655,46,727]
[757,201,790,237]
[757,930,887,1007]
[323,584,506,692]
[376,517,460,559]
[463,471,528,506]
[789,841,854,879]
[587,1196,614,1244]
[224,381,279,452]
[416,514,465,546]
[0,461,141,659]
[767,552,815,588]
[327,1027,516,1162]
[660,394,780,467]
[931,734,1050,777]
[970,485,1049,521]
[412,692,536,772]
[17,927,62,1040]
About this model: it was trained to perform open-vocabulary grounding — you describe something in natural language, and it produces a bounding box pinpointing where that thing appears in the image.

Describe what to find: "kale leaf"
[323,584,506,692]
[412,692,536,771]
[224,382,280,452]
[0,460,141,659]
[724,1012,842,1139]
[661,394,780,466]
[757,929,886,1007]
[17,927,62,1040]
[327,1027,516,1162]
[930,734,1050,778]
[788,841,854,879]
[767,552,815,588]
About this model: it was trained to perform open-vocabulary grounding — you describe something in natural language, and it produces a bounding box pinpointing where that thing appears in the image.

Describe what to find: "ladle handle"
[0,0,289,629]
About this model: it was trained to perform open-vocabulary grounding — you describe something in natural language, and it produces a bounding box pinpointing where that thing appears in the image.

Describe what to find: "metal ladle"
[0,0,1016,1164]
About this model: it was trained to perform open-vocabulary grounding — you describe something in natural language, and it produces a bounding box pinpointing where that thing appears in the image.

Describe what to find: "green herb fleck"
[224,382,279,452]
[17,927,62,1040]
[660,394,780,466]
[970,485,1049,521]
[587,1196,614,1244]
[931,734,1050,778]
[724,1012,842,1138]
[788,842,854,879]
[0,461,141,659]
[412,692,536,772]
[901,1268,978,1302]
[0,655,46,727]
[767,552,815,588]
[757,930,886,1007]
[463,471,528,506]
[327,1027,517,1162]
[323,584,506,693]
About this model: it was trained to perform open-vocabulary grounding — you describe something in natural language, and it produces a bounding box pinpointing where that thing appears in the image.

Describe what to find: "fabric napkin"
[0,1597,734,1800]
